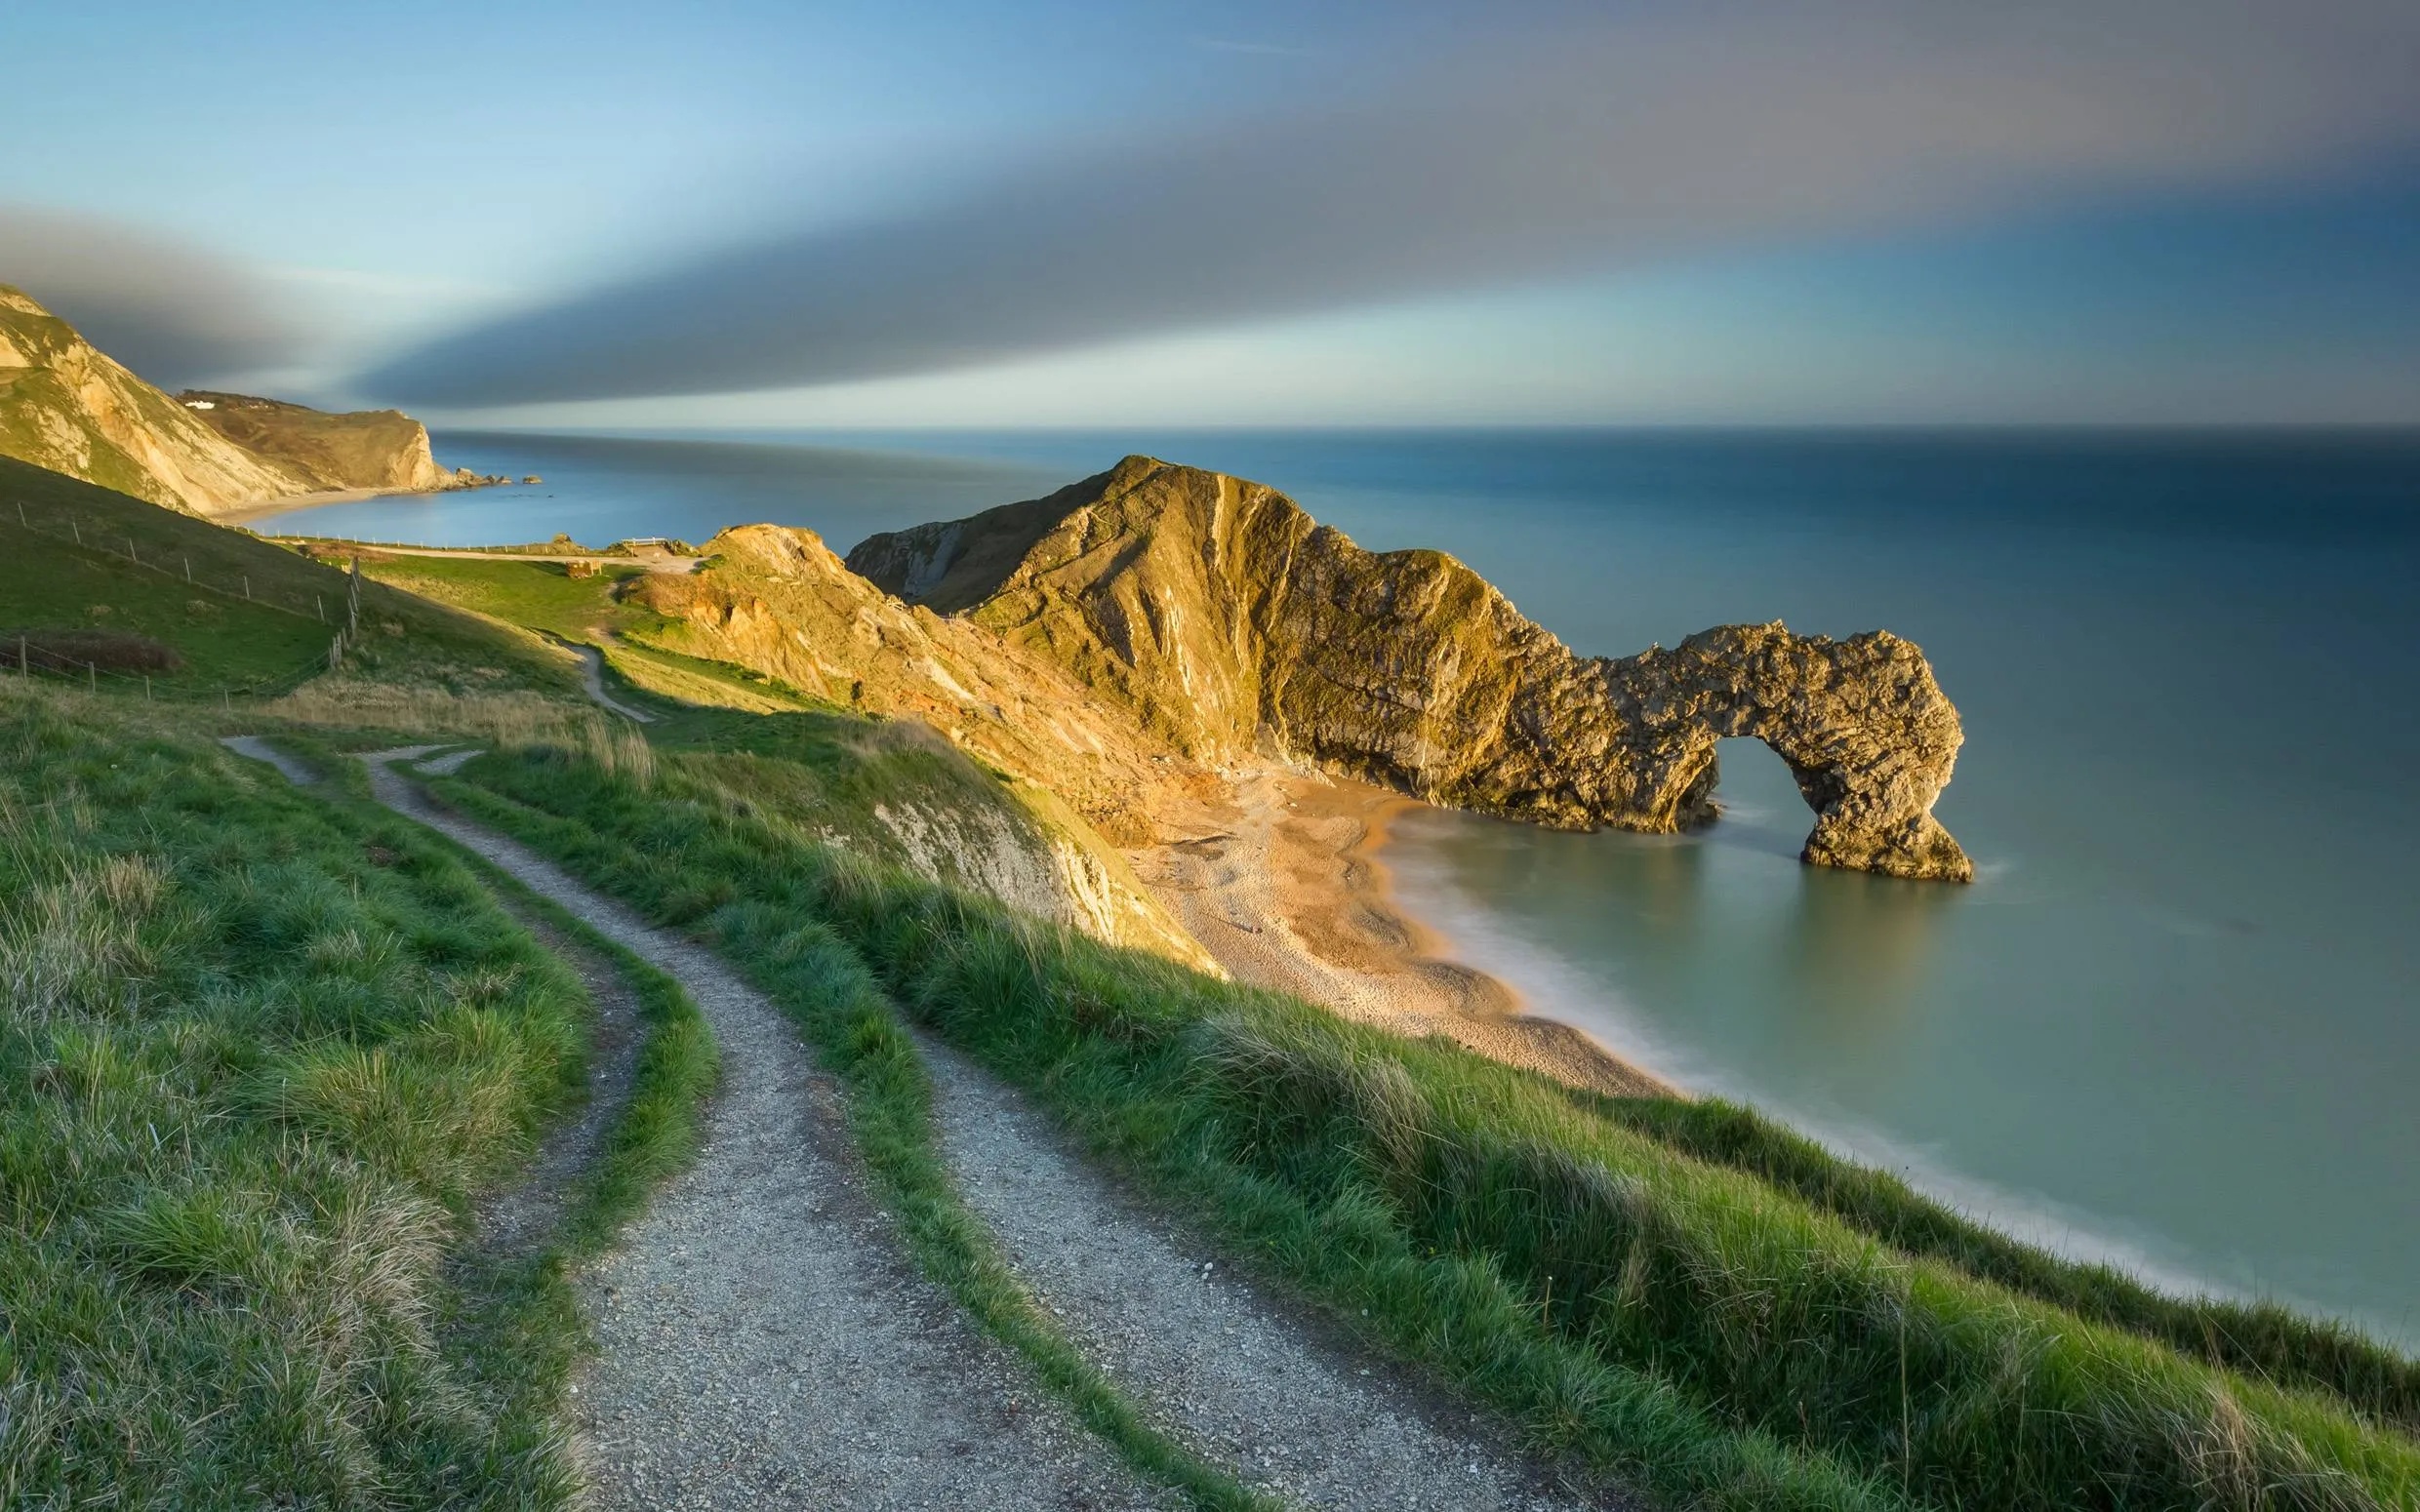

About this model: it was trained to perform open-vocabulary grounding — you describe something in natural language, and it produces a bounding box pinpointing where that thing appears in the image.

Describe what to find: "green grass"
[332,553,644,641]
[343,549,834,715]
[1582,1094,2420,1433]
[0,458,584,702]
[441,741,2420,1512]
[0,688,706,1508]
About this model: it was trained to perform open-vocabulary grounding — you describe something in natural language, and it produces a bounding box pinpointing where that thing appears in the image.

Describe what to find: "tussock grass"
[448,743,2420,1512]
[0,685,690,1508]
[1585,1094,2420,1432]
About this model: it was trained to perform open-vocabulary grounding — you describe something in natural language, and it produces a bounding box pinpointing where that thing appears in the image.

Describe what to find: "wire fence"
[5,495,368,702]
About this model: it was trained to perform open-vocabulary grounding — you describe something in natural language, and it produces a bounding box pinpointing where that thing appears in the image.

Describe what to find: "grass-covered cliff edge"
[3,426,2416,1506]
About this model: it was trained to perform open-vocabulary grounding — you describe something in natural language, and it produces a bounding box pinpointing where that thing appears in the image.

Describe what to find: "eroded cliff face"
[850,457,1971,881]
[0,288,313,514]
[177,390,452,493]
[0,287,454,514]
[620,524,1225,967]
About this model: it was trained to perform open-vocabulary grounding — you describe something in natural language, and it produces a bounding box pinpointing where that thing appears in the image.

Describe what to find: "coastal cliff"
[176,389,452,494]
[0,285,464,515]
[0,286,312,514]
[851,456,1970,881]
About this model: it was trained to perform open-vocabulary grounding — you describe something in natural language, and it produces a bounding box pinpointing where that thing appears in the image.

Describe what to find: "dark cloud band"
[362,3,2420,408]
[0,208,306,387]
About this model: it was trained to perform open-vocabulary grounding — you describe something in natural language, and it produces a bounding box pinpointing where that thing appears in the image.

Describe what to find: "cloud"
[363,1,2420,408]
[0,207,308,387]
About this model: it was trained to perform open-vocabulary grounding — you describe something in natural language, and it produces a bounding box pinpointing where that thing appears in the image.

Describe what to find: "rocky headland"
[849,455,1971,881]
[0,285,502,517]
[602,456,1969,1089]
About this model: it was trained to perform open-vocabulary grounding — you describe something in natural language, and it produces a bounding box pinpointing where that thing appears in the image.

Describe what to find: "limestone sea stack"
[849,457,1971,881]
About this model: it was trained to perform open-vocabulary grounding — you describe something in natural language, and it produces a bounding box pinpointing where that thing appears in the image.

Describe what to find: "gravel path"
[358,752,1173,1511]
[218,734,318,785]
[571,644,657,723]
[923,1041,1631,1512]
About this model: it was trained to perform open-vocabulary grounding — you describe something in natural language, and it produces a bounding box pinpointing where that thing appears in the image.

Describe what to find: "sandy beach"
[1135,769,1678,1100]
[218,486,406,526]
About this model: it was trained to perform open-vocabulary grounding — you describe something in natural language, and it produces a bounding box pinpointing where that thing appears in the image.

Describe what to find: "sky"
[4,1,2417,426]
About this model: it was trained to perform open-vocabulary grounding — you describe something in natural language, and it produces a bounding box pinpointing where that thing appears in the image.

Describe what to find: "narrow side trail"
[357,750,1171,1511]
[920,1042,1626,1512]
[568,643,658,724]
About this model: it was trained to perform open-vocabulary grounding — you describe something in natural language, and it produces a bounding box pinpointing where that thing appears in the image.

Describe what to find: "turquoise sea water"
[267,427,2420,1341]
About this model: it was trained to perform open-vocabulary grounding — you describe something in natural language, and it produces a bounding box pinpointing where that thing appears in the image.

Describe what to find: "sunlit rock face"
[851,456,1970,882]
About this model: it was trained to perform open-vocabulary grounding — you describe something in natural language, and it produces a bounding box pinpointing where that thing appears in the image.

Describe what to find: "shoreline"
[222,476,519,528]
[221,484,428,526]
[1136,770,1680,1100]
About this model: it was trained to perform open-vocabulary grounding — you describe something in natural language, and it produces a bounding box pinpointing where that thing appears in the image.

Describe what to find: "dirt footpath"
[359,751,1173,1511]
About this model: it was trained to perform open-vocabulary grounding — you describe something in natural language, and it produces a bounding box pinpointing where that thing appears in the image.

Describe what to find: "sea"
[266,426,2420,1344]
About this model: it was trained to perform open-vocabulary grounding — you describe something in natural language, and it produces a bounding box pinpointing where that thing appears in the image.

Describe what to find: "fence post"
[15,501,24,527]
[242,575,251,600]
[70,520,81,545]
[18,634,25,677]
[88,662,97,693]
[316,594,325,622]
[185,557,192,583]
[144,674,152,701]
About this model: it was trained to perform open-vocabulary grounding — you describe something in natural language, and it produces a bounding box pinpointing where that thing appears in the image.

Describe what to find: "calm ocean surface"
[270,427,2420,1341]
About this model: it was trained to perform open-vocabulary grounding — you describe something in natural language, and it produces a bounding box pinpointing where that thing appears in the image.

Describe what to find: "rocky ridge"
[850,457,1970,881]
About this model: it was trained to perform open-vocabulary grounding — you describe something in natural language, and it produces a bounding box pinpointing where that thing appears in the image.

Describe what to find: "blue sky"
[5,1,2417,424]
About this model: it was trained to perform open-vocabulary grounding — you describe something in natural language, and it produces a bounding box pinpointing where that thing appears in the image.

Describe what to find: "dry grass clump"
[261,680,656,786]
[264,681,592,742]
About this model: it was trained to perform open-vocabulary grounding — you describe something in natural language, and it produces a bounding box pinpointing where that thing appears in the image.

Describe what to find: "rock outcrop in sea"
[849,457,1971,881]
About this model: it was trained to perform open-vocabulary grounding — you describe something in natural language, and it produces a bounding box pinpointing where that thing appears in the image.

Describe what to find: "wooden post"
[128,537,137,563]
[184,557,192,583]
[70,520,81,545]
[222,690,231,713]
[144,674,152,700]
[88,661,97,693]
[242,575,251,600]
[316,594,325,622]
[15,501,24,527]
[18,634,25,677]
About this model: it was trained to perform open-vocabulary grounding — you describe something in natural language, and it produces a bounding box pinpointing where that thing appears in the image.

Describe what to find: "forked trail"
[226,736,1622,1509]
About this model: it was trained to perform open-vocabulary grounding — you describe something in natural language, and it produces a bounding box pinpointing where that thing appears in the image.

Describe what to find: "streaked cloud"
[0,207,307,387]
[362,2,2420,408]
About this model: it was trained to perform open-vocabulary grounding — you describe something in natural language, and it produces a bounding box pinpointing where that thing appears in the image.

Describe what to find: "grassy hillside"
[442,741,2420,1512]
[334,549,1213,964]
[0,685,709,1507]
[0,458,582,702]
[334,548,831,714]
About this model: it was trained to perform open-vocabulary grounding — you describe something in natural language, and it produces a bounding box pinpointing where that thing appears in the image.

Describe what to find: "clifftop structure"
[850,457,1970,881]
